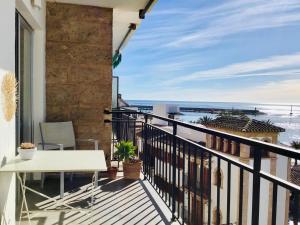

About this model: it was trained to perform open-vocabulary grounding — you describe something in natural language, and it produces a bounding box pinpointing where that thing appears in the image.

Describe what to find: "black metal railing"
[109,110,300,225]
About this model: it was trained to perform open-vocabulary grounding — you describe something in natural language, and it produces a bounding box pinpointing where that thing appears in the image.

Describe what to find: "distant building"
[201,116,289,225]
[152,104,181,126]
[205,116,285,144]
[118,94,129,108]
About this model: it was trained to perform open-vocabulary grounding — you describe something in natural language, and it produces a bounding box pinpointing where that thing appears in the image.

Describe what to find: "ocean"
[127,100,300,146]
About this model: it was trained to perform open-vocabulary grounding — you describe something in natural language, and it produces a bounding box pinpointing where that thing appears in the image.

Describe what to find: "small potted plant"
[106,154,118,180]
[115,140,142,180]
[18,143,37,160]
[107,166,118,179]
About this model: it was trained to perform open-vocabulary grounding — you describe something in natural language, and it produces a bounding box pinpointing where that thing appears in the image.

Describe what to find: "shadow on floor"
[18,176,172,225]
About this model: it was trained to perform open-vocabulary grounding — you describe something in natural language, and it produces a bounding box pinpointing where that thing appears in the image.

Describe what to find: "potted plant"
[107,166,118,179]
[106,154,118,179]
[18,143,37,160]
[115,140,142,180]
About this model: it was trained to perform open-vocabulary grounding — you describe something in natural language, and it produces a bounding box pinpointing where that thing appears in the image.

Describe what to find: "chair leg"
[40,173,45,189]
[69,173,74,182]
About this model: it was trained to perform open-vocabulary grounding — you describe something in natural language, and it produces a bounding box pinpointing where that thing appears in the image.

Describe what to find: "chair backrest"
[40,121,76,149]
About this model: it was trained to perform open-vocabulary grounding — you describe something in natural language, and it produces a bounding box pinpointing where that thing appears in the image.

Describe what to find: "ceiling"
[48,0,156,53]
[49,0,150,11]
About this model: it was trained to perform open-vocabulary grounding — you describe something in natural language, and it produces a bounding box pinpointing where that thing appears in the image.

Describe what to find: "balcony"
[16,110,300,225]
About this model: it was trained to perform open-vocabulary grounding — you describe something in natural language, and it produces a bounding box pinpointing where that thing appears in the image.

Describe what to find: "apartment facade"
[146,109,290,225]
[205,116,289,225]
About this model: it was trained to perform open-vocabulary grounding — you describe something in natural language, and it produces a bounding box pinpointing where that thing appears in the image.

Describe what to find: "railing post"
[293,191,299,225]
[117,112,121,141]
[251,146,262,225]
[133,117,136,145]
[126,112,129,141]
[171,121,177,221]
[143,115,148,180]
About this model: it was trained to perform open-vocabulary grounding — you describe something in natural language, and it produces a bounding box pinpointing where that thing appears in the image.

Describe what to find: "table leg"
[18,173,25,224]
[60,172,64,199]
[94,172,98,188]
[89,171,98,212]
[17,173,32,225]
[91,173,96,206]
[90,171,98,208]
[1,211,8,225]
[18,197,25,225]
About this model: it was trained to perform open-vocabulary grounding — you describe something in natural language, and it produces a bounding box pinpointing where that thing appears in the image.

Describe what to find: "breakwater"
[129,105,265,115]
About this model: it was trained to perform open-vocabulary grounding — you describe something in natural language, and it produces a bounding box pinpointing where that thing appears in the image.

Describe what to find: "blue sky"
[114,0,300,104]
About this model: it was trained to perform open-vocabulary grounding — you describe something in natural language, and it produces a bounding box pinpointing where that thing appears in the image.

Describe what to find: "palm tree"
[197,116,213,125]
[291,141,300,150]
[263,119,273,125]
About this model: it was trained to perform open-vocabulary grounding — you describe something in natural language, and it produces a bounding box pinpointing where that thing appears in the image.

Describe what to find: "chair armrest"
[76,139,99,150]
[38,142,64,150]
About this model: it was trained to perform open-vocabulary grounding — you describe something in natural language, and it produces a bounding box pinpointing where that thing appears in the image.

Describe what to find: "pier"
[129,105,266,115]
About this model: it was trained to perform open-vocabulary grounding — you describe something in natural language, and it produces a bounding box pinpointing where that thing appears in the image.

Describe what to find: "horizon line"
[125,99,300,106]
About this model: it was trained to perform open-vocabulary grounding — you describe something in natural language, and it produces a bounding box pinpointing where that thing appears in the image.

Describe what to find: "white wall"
[152,105,169,126]
[0,1,46,224]
[209,156,240,224]
[246,159,271,225]
[177,125,206,143]
[275,154,289,225]
[0,1,16,224]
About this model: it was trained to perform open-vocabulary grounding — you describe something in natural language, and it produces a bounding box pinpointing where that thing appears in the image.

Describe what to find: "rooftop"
[205,116,285,133]
[291,165,300,186]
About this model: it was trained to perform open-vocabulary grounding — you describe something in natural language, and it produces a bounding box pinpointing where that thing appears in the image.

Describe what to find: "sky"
[114,0,300,104]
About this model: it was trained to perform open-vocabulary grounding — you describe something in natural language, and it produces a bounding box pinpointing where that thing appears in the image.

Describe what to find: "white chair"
[39,121,99,198]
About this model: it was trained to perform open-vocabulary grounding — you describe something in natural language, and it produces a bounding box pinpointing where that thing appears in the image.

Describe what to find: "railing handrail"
[144,122,300,192]
[109,109,300,159]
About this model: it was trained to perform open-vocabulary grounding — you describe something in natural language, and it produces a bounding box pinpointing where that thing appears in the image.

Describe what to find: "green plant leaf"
[114,140,137,162]
[291,141,300,149]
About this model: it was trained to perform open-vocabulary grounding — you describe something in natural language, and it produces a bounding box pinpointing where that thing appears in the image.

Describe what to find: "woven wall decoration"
[1,72,17,121]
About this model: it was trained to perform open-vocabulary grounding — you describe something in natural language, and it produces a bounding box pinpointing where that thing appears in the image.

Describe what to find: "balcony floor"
[18,175,175,225]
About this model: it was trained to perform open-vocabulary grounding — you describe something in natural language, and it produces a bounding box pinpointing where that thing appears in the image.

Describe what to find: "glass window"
[112,76,119,109]
[16,12,33,147]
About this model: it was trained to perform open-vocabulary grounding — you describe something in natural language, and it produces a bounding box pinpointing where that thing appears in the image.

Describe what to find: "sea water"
[128,100,300,145]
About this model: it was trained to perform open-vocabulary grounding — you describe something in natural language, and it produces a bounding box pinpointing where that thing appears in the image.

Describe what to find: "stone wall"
[46,2,112,155]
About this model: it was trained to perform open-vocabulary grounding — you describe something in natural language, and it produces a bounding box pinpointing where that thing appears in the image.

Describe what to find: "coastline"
[129,104,265,116]
[127,100,300,145]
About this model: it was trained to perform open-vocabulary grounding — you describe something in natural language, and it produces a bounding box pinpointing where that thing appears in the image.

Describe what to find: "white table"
[0,150,107,225]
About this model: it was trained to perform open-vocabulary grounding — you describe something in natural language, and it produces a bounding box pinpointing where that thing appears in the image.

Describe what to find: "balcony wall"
[0,2,16,224]
[46,2,112,154]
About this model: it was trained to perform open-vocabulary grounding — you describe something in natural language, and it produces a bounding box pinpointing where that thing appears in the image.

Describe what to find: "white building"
[205,116,289,225]
[150,114,289,225]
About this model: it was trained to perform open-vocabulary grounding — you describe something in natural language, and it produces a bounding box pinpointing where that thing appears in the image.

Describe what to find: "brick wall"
[46,2,112,155]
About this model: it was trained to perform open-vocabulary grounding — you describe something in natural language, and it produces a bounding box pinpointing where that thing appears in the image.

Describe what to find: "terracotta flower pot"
[108,167,118,179]
[123,161,142,180]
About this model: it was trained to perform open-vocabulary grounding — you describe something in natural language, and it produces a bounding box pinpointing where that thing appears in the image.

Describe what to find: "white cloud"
[131,0,300,49]
[167,0,300,48]
[164,52,300,85]
[126,79,300,104]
